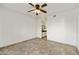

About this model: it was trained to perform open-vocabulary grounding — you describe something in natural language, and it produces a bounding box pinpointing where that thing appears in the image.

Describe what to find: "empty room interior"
[0,3,79,55]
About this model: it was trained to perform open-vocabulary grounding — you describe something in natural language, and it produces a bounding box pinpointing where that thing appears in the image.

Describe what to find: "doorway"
[41,15,47,38]
[42,25,47,38]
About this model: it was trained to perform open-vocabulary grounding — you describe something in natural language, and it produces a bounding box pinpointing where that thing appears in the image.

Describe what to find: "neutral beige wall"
[0,7,37,47]
[77,8,79,50]
[47,8,77,46]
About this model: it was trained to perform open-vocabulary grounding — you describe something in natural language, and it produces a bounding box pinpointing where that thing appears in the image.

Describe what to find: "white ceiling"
[0,3,79,19]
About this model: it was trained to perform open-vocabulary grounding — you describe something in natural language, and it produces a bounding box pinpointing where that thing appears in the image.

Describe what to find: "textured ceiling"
[0,3,79,19]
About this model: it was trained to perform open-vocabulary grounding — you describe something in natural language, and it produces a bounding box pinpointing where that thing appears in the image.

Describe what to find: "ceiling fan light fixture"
[34,9,41,14]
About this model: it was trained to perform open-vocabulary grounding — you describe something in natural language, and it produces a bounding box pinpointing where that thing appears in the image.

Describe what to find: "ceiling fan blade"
[41,3,47,8]
[40,9,47,13]
[29,3,34,7]
[27,9,34,12]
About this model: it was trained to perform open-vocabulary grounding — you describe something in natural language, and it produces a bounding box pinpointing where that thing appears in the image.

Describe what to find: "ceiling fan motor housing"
[35,4,40,9]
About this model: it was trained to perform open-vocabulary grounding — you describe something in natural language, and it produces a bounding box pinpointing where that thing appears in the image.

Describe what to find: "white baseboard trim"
[0,37,39,48]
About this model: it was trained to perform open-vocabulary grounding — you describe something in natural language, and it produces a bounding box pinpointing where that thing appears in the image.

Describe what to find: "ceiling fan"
[28,3,47,15]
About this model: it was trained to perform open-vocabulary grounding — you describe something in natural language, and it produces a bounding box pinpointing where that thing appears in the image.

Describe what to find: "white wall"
[35,15,42,38]
[65,9,77,46]
[77,8,79,50]
[0,7,37,47]
[47,9,77,46]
